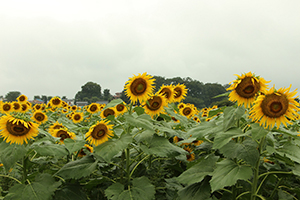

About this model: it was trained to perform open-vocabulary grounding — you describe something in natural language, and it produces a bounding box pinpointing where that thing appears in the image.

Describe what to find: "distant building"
[76,101,89,107]
[30,99,44,105]
[63,99,75,106]
[96,100,108,105]
[113,92,122,99]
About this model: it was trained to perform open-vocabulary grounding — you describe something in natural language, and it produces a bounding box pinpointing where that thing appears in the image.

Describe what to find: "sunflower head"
[12,101,22,112]
[85,120,114,146]
[124,72,155,104]
[87,103,99,114]
[143,94,168,117]
[227,72,270,108]
[115,103,127,116]
[49,97,63,108]
[31,111,48,124]
[72,112,84,123]
[249,85,300,129]
[158,84,175,103]
[52,128,76,143]
[17,94,28,103]
[100,107,116,118]
[173,83,188,102]
[20,103,31,113]
[78,144,94,157]
[1,102,12,114]
[179,104,195,119]
[48,121,65,134]
[0,115,39,145]
[186,153,195,162]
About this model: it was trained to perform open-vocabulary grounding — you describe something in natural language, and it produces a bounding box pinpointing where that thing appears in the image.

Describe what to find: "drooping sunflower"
[51,128,76,143]
[115,103,128,116]
[12,101,22,112]
[227,72,270,108]
[186,153,195,162]
[124,72,155,104]
[173,83,188,103]
[17,94,28,103]
[249,85,300,129]
[85,120,114,146]
[0,115,39,145]
[48,121,65,134]
[179,104,194,119]
[31,111,48,124]
[173,136,184,144]
[100,107,116,118]
[72,112,84,123]
[33,104,42,111]
[20,103,31,113]
[49,97,63,108]
[157,84,175,103]
[1,102,12,114]
[143,94,168,117]
[78,144,94,157]
[87,103,99,114]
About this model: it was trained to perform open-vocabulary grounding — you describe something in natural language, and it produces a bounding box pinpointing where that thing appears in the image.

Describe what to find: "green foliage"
[5,91,21,102]
[0,142,27,171]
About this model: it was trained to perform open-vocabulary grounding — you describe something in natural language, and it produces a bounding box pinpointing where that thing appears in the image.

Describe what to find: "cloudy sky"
[1,0,300,100]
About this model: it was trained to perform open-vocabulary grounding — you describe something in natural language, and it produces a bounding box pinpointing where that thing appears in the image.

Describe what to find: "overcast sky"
[1,0,300,100]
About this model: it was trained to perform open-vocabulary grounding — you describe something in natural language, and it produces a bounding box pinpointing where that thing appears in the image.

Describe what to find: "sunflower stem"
[126,147,131,187]
[22,157,28,184]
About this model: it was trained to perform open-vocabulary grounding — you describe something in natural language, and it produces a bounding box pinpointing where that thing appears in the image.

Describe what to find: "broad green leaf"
[134,129,156,143]
[223,106,245,131]
[94,133,132,162]
[53,184,88,200]
[210,159,252,192]
[177,155,219,185]
[5,173,61,200]
[124,114,154,130]
[186,121,222,139]
[105,176,155,200]
[140,135,186,157]
[276,142,300,164]
[0,142,27,171]
[213,127,248,149]
[220,139,259,167]
[250,123,269,140]
[292,164,300,176]
[133,106,145,115]
[33,143,69,158]
[104,99,124,108]
[63,138,86,154]
[55,155,97,179]
[178,177,212,200]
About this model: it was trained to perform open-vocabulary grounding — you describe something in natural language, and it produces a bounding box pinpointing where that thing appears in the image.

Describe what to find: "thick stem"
[126,148,131,187]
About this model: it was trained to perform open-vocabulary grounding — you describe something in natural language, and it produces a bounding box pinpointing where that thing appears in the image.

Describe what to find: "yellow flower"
[157,84,175,103]
[227,72,270,108]
[249,85,300,129]
[31,111,48,124]
[100,107,116,118]
[12,101,22,112]
[143,94,168,117]
[49,97,63,108]
[51,128,76,143]
[72,112,84,123]
[1,102,12,114]
[17,94,28,103]
[186,153,195,162]
[85,120,114,146]
[0,115,39,145]
[179,104,195,119]
[173,83,188,102]
[114,103,128,116]
[87,103,99,114]
[78,144,94,157]
[124,72,155,104]
[48,121,65,134]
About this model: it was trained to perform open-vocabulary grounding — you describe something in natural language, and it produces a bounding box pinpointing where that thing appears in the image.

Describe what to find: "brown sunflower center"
[3,104,11,111]
[174,88,182,98]
[261,93,289,118]
[74,114,81,120]
[34,113,45,122]
[19,96,26,101]
[91,124,108,139]
[57,130,70,140]
[35,104,41,110]
[103,108,115,117]
[89,105,98,112]
[6,121,30,136]
[52,98,61,105]
[235,77,260,98]
[146,96,162,111]
[13,103,21,110]
[21,104,28,111]
[159,88,171,99]
[53,124,64,129]
[116,104,125,112]
[130,78,147,96]
[183,107,192,116]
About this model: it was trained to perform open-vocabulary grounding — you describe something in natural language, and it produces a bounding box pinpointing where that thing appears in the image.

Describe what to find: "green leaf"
[134,130,156,143]
[250,123,269,140]
[133,106,145,115]
[63,139,86,154]
[32,142,69,158]
[94,133,132,162]
[223,106,245,131]
[105,176,155,200]
[5,173,61,200]
[0,142,27,171]
[177,155,219,185]
[178,177,212,200]
[213,127,248,149]
[220,138,259,167]
[292,164,300,176]
[186,121,222,139]
[55,155,97,179]
[105,99,124,108]
[53,184,88,200]
[276,142,300,164]
[124,114,154,130]
[140,135,186,157]
[210,159,252,192]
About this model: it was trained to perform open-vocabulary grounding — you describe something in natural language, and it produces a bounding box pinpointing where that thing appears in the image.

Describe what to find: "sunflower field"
[1,72,300,200]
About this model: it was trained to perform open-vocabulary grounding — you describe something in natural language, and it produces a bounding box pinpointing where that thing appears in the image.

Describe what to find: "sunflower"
[17,94,28,103]
[78,144,94,157]
[62,107,69,114]
[20,103,31,113]
[173,136,183,144]
[124,72,155,104]
[1,102,12,114]
[12,101,22,112]
[249,85,300,129]
[87,103,99,114]
[173,83,188,102]
[143,94,168,117]
[51,128,76,143]
[193,116,201,123]
[85,120,114,146]
[186,153,195,162]
[115,103,127,116]
[157,84,175,103]
[179,104,194,119]
[100,107,116,118]
[171,116,180,123]
[71,105,78,112]
[227,72,270,108]
[48,121,65,134]
[31,111,48,124]
[33,104,42,110]
[0,115,39,145]
[72,112,84,123]
[49,97,63,108]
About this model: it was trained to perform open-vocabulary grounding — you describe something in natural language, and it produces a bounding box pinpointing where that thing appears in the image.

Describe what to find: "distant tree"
[90,96,100,103]
[41,95,47,103]
[62,96,67,100]
[5,91,21,101]
[75,82,102,102]
[47,96,53,101]
[103,89,113,101]
[34,95,41,100]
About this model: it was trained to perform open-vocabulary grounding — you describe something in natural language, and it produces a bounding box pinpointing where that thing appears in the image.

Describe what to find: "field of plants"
[0,72,300,200]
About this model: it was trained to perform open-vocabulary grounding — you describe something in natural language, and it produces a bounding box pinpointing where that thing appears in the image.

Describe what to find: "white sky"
[1,0,300,99]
